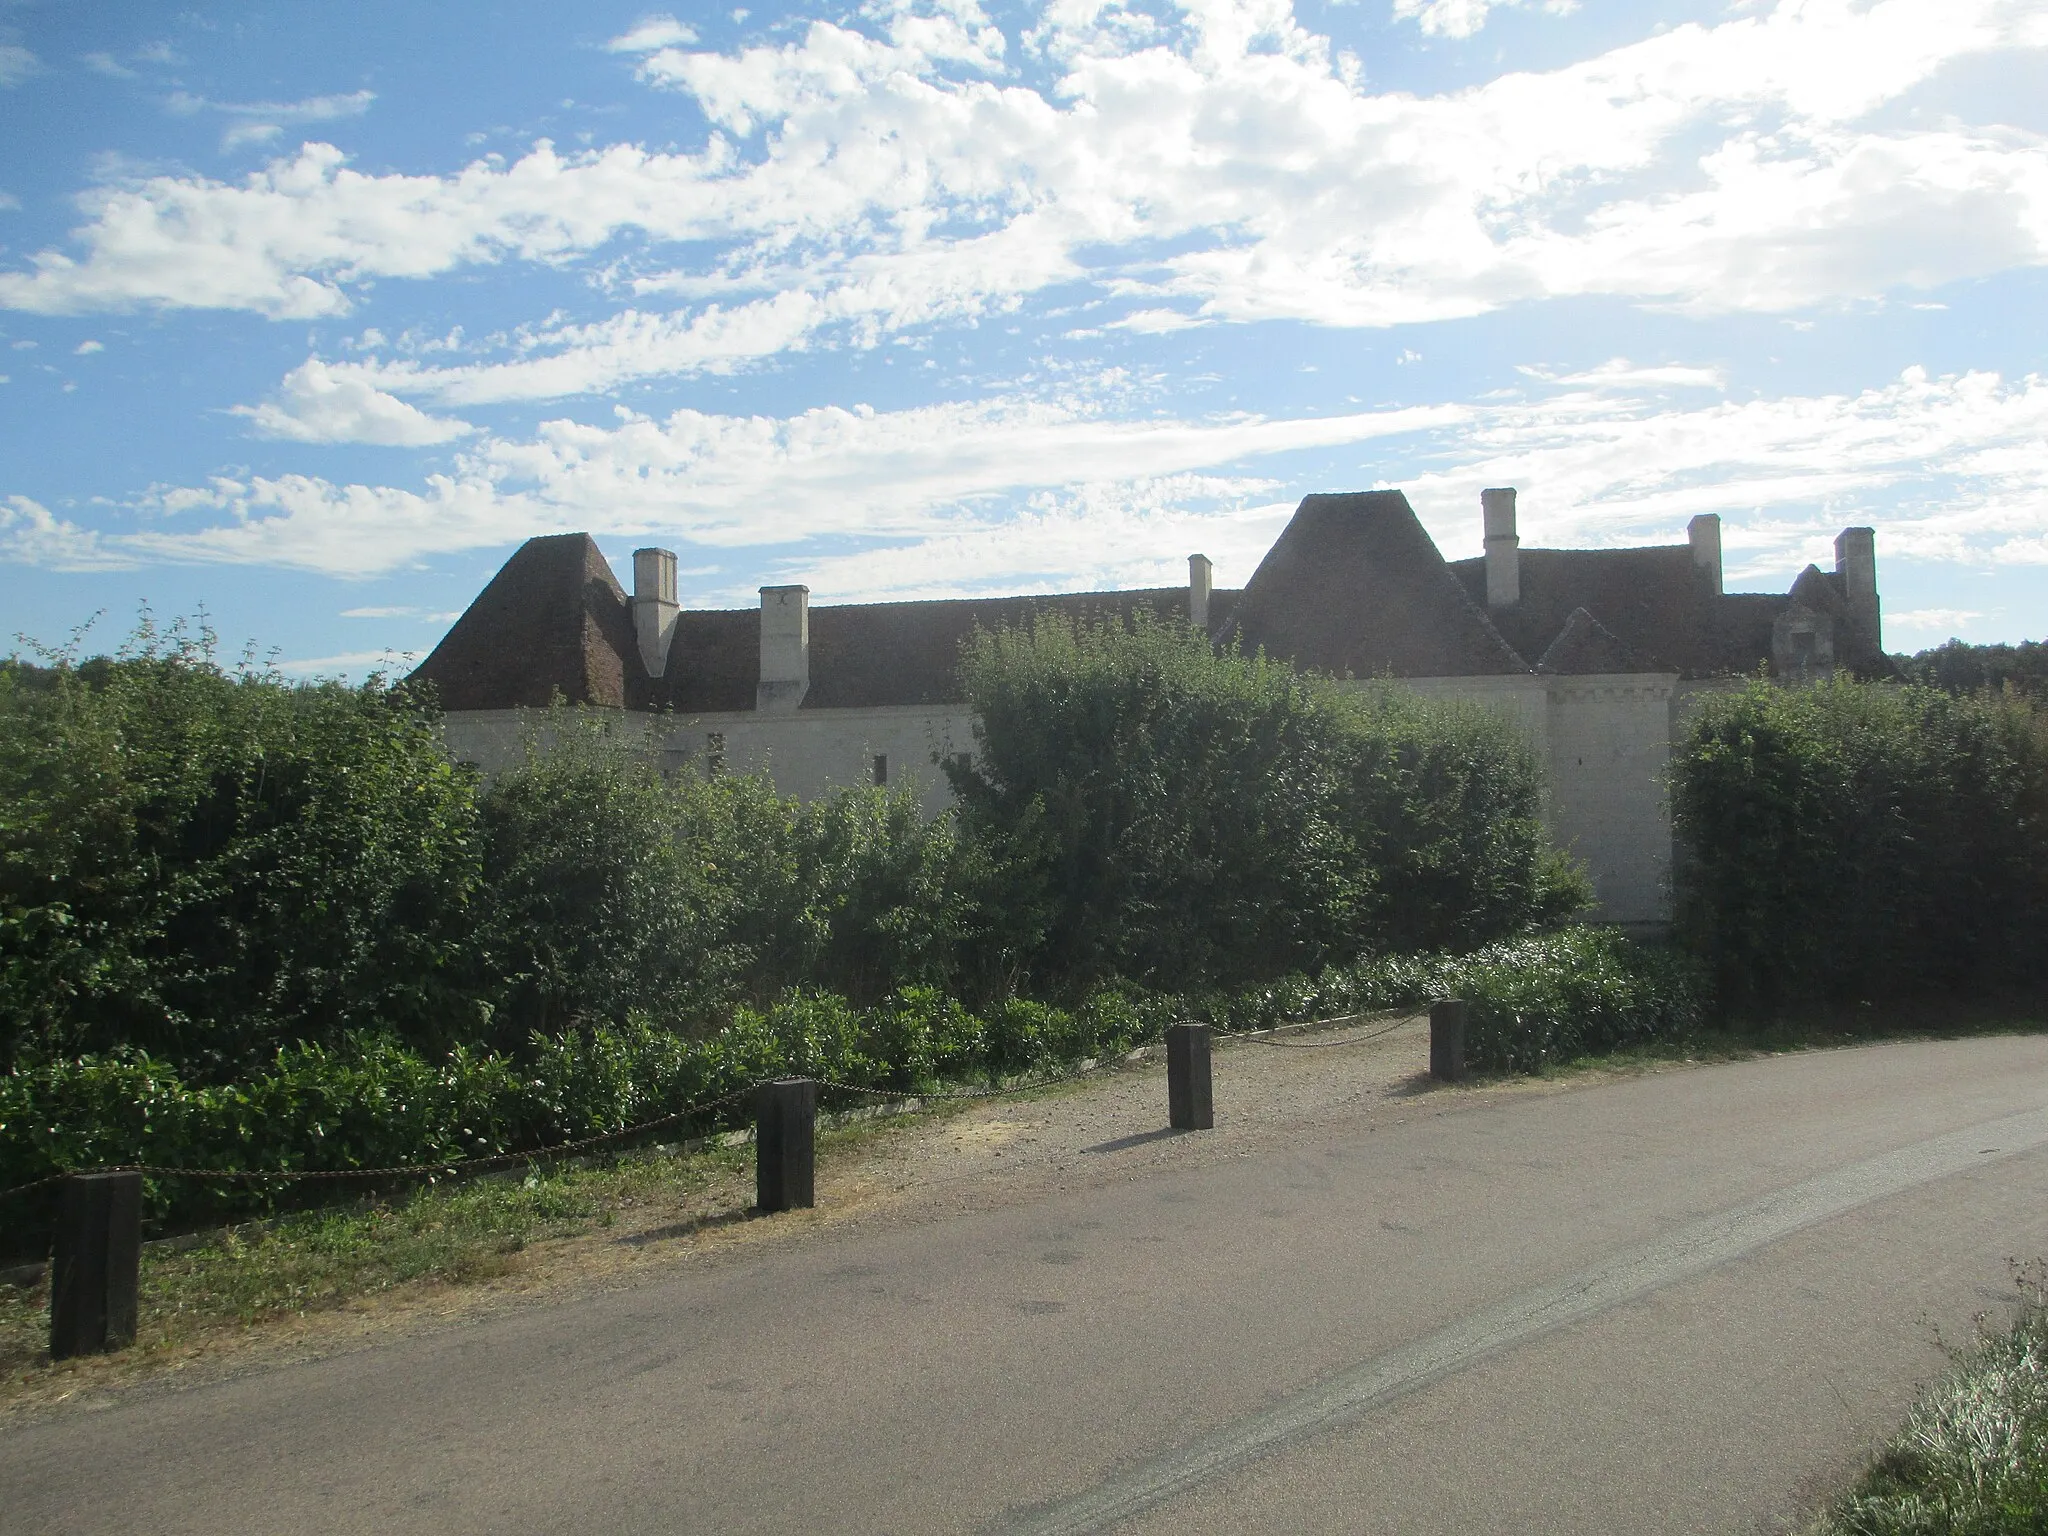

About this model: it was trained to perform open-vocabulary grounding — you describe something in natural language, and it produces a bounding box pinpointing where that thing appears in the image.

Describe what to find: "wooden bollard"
[1167,1023,1214,1131]
[1430,999,1468,1082]
[50,1170,143,1361]
[755,1078,817,1214]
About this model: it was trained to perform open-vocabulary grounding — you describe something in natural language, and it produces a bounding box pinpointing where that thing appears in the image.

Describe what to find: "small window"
[872,753,888,787]
[706,732,726,778]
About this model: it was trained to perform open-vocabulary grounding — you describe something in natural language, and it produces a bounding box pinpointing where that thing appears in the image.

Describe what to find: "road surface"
[5,1034,2047,1535]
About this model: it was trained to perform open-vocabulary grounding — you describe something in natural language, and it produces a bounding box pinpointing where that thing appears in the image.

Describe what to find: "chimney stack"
[1834,526,1880,656]
[631,548,680,680]
[1482,487,1519,608]
[757,585,810,711]
[1687,514,1723,596]
[1188,553,1213,631]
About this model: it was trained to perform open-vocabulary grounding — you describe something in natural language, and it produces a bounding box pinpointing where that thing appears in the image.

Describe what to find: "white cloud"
[232,358,476,445]
[270,649,415,678]
[17,363,2048,597]
[0,45,37,88]
[167,88,376,153]
[607,16,699,53]
[338,605,462,620]
[1391,0,1578,41]
[6,0,2043,375]
[0,495,130,570]
[73,339,103,355]
[1888,607,1991,634]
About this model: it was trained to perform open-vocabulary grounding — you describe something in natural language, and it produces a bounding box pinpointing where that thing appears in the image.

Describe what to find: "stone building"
[412,489,1885,929]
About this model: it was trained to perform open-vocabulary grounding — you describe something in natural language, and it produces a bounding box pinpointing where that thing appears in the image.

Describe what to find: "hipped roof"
[1220,491,1529,677]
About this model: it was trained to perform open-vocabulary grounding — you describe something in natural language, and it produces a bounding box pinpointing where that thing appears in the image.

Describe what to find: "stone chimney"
[1188,553,1213,631]
[631,547,680,680]
[1687,514,1723,596]
[1482,487,1519,608]
[757,585,810,711]
[1834,526,1880,656]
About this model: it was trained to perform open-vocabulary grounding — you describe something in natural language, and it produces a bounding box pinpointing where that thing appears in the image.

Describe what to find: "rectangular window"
[706,732,726,778]
[872,753,888,786]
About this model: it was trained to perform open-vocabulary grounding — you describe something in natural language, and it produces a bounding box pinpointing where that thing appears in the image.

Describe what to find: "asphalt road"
[6,1035,2048,1536]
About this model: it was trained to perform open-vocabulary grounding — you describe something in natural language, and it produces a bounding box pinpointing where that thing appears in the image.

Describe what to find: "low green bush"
[1809,1267,2048,1535]
[1,926,1688,1236]
[1179,925,1708,1070]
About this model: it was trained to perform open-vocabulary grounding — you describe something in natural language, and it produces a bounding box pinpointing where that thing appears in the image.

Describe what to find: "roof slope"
[409,533,637,710]
[1221,492,1529,677]
[1537,608,1649,674]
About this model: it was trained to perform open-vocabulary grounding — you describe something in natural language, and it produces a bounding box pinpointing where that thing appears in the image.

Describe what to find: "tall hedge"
[0,634,482,1078]
[948,615,1585,997]
[1670,677,2048,1008]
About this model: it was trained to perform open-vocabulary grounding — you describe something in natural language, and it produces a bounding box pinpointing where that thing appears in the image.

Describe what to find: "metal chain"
[0,1009,1430,1203]
[0,1086,755,1204]
[1219,1011,1421,1048]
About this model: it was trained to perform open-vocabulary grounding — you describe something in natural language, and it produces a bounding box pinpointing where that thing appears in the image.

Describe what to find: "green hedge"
[1671,678,2048,1009]
[0,927,1698,1240]
[950,614,1588,997]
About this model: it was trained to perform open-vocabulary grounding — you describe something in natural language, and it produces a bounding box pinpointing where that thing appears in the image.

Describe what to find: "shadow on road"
[1081,1127,1191,1155]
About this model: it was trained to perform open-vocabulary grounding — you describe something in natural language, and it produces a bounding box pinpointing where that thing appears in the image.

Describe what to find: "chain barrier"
[0,1085,756,1207]
[1218,1010,1422,1048]
[0,1008,1431,1207]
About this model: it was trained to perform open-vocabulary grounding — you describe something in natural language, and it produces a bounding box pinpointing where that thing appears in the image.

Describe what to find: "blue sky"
[2,0,2045,675]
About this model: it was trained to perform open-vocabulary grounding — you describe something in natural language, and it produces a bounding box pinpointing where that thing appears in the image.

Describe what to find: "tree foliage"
[1671,677,2048,1009]
[948,614,1586,997]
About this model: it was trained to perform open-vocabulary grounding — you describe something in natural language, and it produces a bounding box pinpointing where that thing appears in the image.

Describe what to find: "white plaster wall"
[443,677,1677,926]
[440,705,976,817]
[1393,673,1675,928]
[652,705,976,816]
[1541,675,1675,927]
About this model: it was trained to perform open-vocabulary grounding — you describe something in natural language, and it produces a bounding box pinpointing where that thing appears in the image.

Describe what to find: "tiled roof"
[1537,608,1647,675]
[1446,545,1795,679]
[1219,491,1530,677]
[409,533,639,710]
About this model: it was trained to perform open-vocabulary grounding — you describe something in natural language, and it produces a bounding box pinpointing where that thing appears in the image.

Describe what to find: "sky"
[1,0,2045,678]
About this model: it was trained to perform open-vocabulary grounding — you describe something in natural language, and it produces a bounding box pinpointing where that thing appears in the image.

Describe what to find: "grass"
[1808,1265,2048,1535]
[0,1139,756,1396]
[0,1099,975,1406]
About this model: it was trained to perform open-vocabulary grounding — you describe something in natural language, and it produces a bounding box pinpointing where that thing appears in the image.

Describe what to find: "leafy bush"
[472,713,971,1044]
[1810,1267,2048,1535]
[0,625,482,1078]
[949,614,1581,997]
[1177,925,1706,1070]
[0,923,1685,1239]
[1671,678,2048,1010]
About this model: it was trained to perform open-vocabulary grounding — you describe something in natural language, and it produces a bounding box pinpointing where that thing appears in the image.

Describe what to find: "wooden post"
[755,1078,817,1214]
[1430,999,1468,1082]
[1167,1023,1214,1131]
[49,1170,142,1360]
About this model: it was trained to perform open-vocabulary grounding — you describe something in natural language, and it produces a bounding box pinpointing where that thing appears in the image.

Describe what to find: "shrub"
[0,626,482,1078]
[1671,678,2048,1010]
[949,614,1578,997]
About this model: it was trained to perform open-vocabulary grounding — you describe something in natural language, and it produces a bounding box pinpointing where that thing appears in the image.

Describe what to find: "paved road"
[7,1035,2048,1535]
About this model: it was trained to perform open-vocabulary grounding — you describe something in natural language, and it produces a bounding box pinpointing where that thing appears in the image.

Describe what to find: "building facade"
[413,489,1885,929]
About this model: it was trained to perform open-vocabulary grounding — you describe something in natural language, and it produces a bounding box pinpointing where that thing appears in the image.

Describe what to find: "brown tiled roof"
[1220,492,1530,677]
[1537,608,1647,675]
[634,585,1227,713]
[409,533,637,710]
[1446,545,1793,678]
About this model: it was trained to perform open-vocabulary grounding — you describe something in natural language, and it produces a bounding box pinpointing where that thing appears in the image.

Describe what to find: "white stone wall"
[1396,672,1676,928]
[442,672,1678,927]
[440,704,977,818]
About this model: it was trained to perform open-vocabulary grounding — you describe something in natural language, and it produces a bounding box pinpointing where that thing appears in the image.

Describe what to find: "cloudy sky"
[2,0,2045,674]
